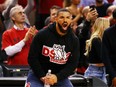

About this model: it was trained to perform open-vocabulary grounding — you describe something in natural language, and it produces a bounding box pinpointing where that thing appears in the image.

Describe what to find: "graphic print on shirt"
[42,44,71,64]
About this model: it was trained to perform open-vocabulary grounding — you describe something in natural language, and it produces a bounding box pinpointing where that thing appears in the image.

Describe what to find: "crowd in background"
[0,0,116,86]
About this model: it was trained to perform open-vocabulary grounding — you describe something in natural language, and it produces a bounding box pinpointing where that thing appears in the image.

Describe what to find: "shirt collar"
[14,24,27,30]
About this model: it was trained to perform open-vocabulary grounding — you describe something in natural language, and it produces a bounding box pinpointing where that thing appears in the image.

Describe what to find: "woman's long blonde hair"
[84,17,110,57]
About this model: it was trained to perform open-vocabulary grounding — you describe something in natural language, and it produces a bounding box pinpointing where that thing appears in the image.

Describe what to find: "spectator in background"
[75,6,98,75]
[63,0,71,8]
[25,8,80,87]
[0,0,7,49]
[106,5,116,17]
[44,5,61,26]
[84,17,110,84]
[95,0,111,17]
[101,9,116,86]
[50,5,61,24]
[106,5,116,26]
[16,0,36,26]
[65,0,83,32]
[0,0,14,32]
[0,0,11,76]
[1,5,37,65]
[0,0,13,31]
[2,0,34,29]
[18,0,36,26]
[0,12,6,63]
[35,0,63,30]
[0,0,11,12]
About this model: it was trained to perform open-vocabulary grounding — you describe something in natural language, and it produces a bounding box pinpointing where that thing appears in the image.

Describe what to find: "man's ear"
[11,16,15,21]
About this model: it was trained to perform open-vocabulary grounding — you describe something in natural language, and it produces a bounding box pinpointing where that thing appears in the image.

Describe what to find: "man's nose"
[64,18,67,22]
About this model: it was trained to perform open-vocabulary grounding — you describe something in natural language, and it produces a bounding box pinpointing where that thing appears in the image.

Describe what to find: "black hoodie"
[102,24,116,80]
[28,22,80,81]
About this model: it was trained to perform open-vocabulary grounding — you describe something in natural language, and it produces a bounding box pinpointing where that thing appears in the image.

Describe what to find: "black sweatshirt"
[28,23,80,81]
[76,20,91,67]
[102,24,116,80]
[89,37,102,63]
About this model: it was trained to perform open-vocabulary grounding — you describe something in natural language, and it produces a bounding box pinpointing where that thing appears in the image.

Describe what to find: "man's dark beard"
[58,23,70,34]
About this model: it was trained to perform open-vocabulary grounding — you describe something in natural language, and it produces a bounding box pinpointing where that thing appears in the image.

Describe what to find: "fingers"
[87,9,98,21]
[44,74,57,85]
[90,9,98,16]
[44,75,53,85]
[28,26,36,36]
[29,26,36,32]
[23,26,36,42]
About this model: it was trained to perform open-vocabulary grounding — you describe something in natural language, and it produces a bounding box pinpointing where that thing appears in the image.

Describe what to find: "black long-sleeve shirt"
[102,24,116,80]
[28,23,80,81]
[89,37,102,63]
[76,20,91,67]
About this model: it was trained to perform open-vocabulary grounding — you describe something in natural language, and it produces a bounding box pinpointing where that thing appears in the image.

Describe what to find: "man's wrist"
[22,39,26,43]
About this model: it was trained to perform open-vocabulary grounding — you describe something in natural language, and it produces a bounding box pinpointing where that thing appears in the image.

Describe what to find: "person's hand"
[86,9,98,22]
[112,77,116,86]
[23,26,36,42]
[45,74,57,85]
[41,74,57,85]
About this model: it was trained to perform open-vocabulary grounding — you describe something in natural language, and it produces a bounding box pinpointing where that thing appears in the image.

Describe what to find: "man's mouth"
[62,23,68,30]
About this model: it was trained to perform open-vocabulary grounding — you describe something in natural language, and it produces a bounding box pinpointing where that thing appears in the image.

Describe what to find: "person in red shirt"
[1,5,37,65]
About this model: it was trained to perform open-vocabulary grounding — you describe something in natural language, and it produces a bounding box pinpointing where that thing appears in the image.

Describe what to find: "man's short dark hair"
[56,8,72,16]
[50,5,61,11]
[113,9,116,19]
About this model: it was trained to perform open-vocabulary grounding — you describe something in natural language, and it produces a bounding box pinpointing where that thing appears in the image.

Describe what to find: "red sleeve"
[2,31,11,50]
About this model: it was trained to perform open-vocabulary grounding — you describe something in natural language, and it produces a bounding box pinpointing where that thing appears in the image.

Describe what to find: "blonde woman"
[84,17,110,84]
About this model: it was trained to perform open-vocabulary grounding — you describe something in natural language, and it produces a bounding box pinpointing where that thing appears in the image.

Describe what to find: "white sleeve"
[4,40,25,56]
